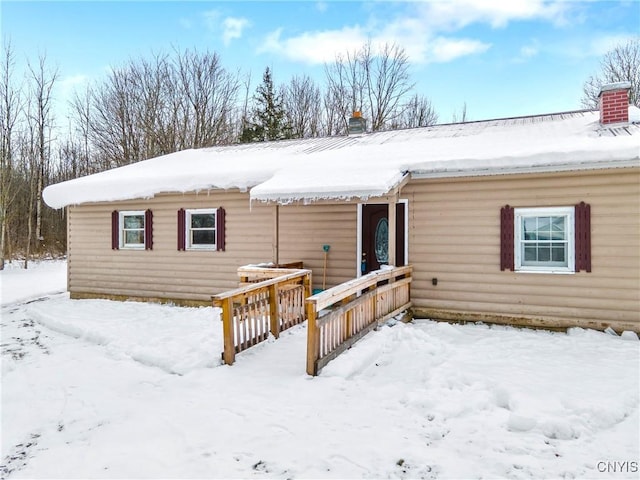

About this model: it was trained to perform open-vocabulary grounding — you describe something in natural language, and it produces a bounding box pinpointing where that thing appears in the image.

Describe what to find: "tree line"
[0,41,438,268]
[1,38,638,268]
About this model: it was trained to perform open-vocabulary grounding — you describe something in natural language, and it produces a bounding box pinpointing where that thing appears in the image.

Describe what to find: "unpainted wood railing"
[212,268,312,365]
[306,265,412,376]
[237,262,305,285]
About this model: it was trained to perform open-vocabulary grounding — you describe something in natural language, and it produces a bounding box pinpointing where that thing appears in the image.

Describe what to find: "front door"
[361,203,405,274]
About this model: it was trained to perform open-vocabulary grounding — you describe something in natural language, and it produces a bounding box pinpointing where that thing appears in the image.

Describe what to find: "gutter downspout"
[272,204,279,265]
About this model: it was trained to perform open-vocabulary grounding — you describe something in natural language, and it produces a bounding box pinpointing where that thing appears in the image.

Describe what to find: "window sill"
[514,268,575,275]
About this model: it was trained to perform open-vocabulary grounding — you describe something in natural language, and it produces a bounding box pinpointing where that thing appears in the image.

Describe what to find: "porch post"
[273,204,279,265]
[388,202,396,266]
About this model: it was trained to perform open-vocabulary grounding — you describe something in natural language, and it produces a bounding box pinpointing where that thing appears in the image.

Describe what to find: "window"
[502,203,591,273]
[186,209,217,250]
[111,209,153,250]
[514,207,574,272]
[111,210,153,250]
[120,211,145,248]
[177,207,226,251]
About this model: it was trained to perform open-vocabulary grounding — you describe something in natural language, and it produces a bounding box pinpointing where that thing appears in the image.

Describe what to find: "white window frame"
[515,206,575,274]
[185,208,217,250]
[120,210,145,249]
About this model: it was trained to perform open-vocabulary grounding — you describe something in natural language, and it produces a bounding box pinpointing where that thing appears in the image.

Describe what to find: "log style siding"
[68,191,273,302]
[277,203,358,290]
[68,192,358,302]
[405,168,640,332]
[67,167,639,332]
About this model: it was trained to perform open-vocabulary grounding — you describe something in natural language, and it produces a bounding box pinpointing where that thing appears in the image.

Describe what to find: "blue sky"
[2,0,639,123]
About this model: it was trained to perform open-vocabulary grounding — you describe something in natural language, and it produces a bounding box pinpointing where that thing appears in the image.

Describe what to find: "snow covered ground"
[0,260,67,306]
[1,261,639,479]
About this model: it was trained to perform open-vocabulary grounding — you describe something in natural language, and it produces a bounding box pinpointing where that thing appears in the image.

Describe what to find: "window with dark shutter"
[216,207,226,251]
[111,210,119,250]
[179,207,225,251]
[177,208,186,251]
[575,201,591,272]
[500,205,514,271]
[504,203,591,274]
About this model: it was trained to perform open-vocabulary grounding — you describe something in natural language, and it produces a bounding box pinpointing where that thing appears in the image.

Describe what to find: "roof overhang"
[250,172,410,206]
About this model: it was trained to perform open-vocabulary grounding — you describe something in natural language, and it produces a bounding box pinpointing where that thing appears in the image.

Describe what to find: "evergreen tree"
[240,67,289,142]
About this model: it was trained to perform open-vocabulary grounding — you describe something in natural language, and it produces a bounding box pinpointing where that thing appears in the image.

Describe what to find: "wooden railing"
[212,269,312,365]
[306,265,412,376]
[237,262,305,285]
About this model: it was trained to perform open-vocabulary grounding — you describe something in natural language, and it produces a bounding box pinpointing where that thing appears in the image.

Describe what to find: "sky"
[1,0,639,124]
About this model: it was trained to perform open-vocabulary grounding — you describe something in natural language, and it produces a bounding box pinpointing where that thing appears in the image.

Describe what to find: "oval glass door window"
[375,218,389,264]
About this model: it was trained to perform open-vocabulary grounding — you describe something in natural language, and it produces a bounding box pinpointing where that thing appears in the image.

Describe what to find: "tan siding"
[277,203,358,290]
[67,167,639,332]
[68,192,358,301]
[405,168,640,331]
[68,191,273,301]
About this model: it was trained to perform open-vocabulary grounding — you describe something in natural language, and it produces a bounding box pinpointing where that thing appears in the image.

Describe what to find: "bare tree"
[237,70,252,141]
[175,49,240,148]
[321,80,345,136]
[69,85,95,175]
[76,49,240,166]
[581,38,639,109]
[398,93,438,128]
[24,53,58,267]
[324,47,367,133]
[0,41,23,269]
[363,42,414,131]
[452,102,468,123]
[324,41,415,132]
[282,74,321,138]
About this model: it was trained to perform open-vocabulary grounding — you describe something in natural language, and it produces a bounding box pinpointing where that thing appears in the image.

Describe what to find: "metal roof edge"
[409,158,640,180]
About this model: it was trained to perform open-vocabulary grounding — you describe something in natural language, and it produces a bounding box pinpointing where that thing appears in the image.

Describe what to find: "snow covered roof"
[43,107,640,208]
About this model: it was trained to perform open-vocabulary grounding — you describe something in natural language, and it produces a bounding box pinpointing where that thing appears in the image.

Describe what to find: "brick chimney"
[598,81,631,125]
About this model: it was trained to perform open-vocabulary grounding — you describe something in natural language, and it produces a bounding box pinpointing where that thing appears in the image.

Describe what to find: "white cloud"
[429,37,491,63]
[256,0,569,65]
[222,17,250,46]
[258,26,368,64]
[589,33,638,56]
[203,9,221,32]
[258,23,490,66]
[59,74,89,96]
[552,33,639,60]
[315,1,328,13]
[179,18,192,30]
[511,40,540,63]
[417,0,570,30]
[202,10,251,46]
[520,45,539,58]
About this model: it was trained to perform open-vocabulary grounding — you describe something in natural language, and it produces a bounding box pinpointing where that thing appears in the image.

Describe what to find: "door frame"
[356,199,408,277]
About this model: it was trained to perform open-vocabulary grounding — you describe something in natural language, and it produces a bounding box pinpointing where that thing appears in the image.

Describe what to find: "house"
[43,83,640,333]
